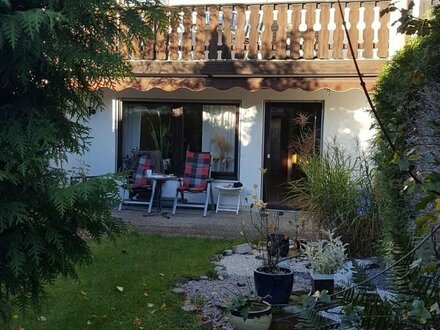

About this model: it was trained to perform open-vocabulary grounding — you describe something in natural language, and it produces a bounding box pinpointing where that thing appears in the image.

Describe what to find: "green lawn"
[10,233,229,330]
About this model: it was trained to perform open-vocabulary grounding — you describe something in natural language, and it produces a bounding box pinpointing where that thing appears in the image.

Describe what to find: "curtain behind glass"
[202,105,236,173]
[122,105,141,167]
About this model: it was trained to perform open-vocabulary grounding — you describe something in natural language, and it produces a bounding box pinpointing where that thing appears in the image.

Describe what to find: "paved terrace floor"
[114,205,312,240]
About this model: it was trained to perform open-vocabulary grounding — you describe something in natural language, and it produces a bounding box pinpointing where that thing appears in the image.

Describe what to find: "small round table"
[143,174,177,218]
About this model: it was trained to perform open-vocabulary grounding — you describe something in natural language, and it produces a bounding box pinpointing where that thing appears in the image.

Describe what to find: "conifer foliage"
[0,0,168,320]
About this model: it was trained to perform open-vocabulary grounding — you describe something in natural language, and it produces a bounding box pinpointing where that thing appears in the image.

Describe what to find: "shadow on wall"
[239,104,257,147]
[325,91,374,154]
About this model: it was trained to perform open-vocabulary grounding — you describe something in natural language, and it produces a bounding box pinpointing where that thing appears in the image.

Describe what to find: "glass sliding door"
[119,102,239,180]
[263,102,323,209]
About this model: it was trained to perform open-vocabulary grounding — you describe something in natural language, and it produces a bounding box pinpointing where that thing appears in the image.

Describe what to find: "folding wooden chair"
[172,151,215,217]
[118,151,161,213]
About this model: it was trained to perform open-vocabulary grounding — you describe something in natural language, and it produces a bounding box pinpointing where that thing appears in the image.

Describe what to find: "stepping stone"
[233,243,253,254]
[223,249,233,256]
[281,305,302,314]
[210,254,223,262]
[181,304,197,312]
[198,319,213,330]
[175,277,190,286]
[214,266,225,273]
[171,288,185,295]
[217,270,229,279]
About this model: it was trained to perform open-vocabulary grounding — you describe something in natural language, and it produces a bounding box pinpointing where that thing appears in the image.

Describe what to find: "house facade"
[67,0,413,207]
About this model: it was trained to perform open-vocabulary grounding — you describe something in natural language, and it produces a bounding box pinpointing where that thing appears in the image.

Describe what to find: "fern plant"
[296,243,440,329]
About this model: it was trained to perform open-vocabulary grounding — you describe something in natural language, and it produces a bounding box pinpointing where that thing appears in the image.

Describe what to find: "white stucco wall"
[65,87,373,201]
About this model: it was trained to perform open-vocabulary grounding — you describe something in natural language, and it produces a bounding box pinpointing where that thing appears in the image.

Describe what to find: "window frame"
[117,100,240,180]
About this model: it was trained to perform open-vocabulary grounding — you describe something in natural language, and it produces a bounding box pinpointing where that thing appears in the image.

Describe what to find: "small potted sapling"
[303,230,347,294]
[244,178,294,305]
[226,292,272,330]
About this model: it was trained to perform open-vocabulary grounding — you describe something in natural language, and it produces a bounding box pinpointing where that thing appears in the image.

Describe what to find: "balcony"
[116,1,392,92]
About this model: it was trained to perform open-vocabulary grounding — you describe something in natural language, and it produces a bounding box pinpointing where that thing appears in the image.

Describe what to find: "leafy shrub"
[287,140,379,257]
[303,230,347,274]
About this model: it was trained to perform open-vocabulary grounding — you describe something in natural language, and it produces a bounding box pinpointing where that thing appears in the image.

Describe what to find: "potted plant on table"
[303,229,347,294]
[227,292,272,330]
[148,110,171,172]
[211,134,231,171]
[244,178,295,305]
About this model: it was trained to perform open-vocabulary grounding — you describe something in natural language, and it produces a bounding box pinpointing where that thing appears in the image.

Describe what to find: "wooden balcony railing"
[122,1,391,62]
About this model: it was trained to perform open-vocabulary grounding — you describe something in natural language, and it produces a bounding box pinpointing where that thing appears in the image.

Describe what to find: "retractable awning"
[108,60,385,92]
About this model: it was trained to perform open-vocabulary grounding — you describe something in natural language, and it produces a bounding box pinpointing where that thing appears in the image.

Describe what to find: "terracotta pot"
[229,301,272,330]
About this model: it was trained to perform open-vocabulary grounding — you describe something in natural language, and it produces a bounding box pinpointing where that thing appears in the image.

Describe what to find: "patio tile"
[114,206,312,240]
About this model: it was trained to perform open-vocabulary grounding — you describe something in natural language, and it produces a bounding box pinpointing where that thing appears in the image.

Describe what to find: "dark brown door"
[263,102,323,208]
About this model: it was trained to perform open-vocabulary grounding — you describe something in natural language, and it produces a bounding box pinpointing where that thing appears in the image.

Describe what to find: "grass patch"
[10,233,229,330]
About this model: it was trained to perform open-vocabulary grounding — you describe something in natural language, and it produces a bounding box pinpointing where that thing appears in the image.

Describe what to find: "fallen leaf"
[37,316,47,322]
[12,315,18,320]
[86,320,93,325]
[133,317,142,328]
[150,310,156,315]
[144,292,149,297]
[81,290,87,296]
[160,303,167,311]
[116,286,124,292]
[159,273,165,277]
[147,303,154,308]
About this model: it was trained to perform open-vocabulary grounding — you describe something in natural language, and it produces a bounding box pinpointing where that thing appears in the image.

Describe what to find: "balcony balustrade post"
[276,4,287,59]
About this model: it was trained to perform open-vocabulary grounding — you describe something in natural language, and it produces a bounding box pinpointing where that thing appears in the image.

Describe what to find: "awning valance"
[110,76,376,92]
[107,59,385,92]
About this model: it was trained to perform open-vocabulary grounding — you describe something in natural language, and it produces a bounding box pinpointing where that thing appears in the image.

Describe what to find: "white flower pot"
[229,301,272,330]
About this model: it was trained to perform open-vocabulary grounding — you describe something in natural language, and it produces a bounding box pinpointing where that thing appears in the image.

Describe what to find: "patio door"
[263,102,323,209]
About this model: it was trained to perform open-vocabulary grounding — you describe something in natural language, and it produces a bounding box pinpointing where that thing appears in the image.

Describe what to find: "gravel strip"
[181,252,314,329]
[180,252,387,329]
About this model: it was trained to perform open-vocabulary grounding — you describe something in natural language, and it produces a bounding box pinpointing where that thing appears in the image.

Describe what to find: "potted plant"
[242,177,294,305]
[148,110,171,171]
[303,229,347,294]
[267,233,290,258]
[226,292,272,330]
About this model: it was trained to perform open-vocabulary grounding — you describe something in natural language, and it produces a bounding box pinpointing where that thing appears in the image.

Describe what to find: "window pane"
[121,104,142,167]
[122,103,173,171]
[121,102,238,179]
[202,105,236,174]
